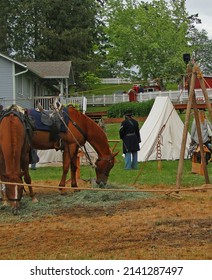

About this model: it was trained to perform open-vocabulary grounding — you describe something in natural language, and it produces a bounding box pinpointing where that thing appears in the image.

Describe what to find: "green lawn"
[30,121,212,188]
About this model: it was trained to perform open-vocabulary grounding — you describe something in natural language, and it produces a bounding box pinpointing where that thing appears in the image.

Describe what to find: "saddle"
[27,107,69,150]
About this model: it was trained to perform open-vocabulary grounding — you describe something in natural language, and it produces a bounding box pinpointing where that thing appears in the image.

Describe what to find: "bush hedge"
[107,99,155,118]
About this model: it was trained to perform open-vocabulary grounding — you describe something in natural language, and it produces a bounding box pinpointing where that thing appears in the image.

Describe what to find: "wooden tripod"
[176,63,212,187]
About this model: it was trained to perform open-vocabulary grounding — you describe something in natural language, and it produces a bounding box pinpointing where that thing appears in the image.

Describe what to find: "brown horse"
[30,106,118,191]
[0,107,37,214]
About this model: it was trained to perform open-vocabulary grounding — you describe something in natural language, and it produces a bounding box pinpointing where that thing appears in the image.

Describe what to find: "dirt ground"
[0,181,212,260]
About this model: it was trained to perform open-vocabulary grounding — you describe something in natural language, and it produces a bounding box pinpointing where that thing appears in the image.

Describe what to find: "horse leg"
[0,155,9,209]
[59,143,79,193]
[24,173,38,203]
[59,144,71,194]
[70,148,79,189]
[21,148,38,203]
[24,167,38,203]
[0,185,9,209]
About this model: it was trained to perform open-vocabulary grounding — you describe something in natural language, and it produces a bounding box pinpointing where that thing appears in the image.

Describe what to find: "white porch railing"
[33,96,87,113]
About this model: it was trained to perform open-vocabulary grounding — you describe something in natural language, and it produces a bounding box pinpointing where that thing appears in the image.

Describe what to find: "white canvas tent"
[138,96,191,162]
[36,142,97,166]
[37,149,63,166]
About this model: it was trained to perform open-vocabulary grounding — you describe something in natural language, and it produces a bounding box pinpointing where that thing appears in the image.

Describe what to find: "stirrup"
[54,139,64,150]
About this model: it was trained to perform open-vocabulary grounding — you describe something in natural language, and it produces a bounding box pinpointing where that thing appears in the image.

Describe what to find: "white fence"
[83,88,212,107]
[3,88,211,111]
[100,78,131,84]
[33,88,212,109]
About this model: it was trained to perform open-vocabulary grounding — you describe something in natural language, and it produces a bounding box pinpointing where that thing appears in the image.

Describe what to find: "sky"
[142,0,212,39]
[186,0,212,39]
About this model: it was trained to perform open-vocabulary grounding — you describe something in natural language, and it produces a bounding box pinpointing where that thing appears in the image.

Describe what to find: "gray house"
[0,52,75,109]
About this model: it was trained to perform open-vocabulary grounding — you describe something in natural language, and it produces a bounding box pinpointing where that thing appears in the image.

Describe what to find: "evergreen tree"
[0,0,104,89]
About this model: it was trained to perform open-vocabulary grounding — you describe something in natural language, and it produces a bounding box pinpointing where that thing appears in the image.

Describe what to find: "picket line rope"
[0,181,211,194]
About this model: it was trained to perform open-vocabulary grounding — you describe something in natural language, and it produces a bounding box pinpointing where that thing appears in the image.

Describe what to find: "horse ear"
[112,151,119,158]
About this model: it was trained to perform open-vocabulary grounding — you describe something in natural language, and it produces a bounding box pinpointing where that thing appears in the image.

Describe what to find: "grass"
[0,179,154,222]
[28,120,212,188]
[76,82,179,96]
[29,157,211,188]
[79,83,133,96]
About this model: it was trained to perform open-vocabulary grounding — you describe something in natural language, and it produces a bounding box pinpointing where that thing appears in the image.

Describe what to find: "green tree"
[188,28,212,75]
[0,0,105,90]
[0,0,10,54]
[103,0,203,89]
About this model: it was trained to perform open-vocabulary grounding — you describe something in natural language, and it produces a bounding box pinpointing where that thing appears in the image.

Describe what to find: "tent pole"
[195,64,212,122]
[176,65,196,188]
[176,63,211,188]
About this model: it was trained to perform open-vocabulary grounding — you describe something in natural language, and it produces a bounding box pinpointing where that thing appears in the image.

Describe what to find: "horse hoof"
[60,189,68,195]
[0,203,9,210]
[32,197,38,203]
[0,205,6,210]
[12,208,20,215]
[71,187,80,193]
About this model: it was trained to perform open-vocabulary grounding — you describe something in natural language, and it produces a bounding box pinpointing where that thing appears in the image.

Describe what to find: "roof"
[23,61,72,79]
[0,53,27,68]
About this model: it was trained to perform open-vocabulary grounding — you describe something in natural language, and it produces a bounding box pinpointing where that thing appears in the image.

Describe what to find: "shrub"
[107,99,155,117]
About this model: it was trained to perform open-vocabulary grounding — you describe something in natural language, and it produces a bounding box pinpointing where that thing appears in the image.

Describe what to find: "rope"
[0,181,211,194]
[54,106,95,168]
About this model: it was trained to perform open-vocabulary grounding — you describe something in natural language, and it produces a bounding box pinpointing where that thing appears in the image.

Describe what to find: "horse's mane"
[67,106,111,155]
[67,106,105,134]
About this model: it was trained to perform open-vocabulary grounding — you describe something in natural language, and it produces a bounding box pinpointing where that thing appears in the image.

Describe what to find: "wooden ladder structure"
[176,62,212,187]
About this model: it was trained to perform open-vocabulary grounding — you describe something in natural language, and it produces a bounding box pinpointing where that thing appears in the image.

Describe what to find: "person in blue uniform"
[119,110,141,169]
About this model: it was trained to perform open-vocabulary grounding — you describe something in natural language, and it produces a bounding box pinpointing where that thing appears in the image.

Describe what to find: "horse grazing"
[29,105,118,191]
[0,106,37,214]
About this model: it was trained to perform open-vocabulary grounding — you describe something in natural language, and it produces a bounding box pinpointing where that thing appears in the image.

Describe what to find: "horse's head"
[95,152,118,186]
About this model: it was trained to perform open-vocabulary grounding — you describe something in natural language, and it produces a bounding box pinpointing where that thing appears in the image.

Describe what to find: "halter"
[95,154,115,179]
[5,189,23,202]
[96,155,114,162]
[7,197,22,202]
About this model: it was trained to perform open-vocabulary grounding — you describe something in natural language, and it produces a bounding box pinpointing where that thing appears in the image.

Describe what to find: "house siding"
[0,57,13,107]
[1,53,70,109]
[15,66,34,108]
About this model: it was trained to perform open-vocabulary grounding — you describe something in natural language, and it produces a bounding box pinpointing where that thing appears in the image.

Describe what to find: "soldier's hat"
[124,110,133,116]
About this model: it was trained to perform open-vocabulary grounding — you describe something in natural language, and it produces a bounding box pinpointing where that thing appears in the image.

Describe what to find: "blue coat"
[119,118,141,154]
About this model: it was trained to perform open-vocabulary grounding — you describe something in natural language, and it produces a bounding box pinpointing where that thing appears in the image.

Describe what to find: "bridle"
[5,183,23,202]
[95,154,114,177]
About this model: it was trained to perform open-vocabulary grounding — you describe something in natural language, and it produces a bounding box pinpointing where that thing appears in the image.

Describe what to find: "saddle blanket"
[28,107,69,132]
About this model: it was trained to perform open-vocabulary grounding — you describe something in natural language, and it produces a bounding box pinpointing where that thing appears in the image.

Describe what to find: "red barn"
[194,76,212,89]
